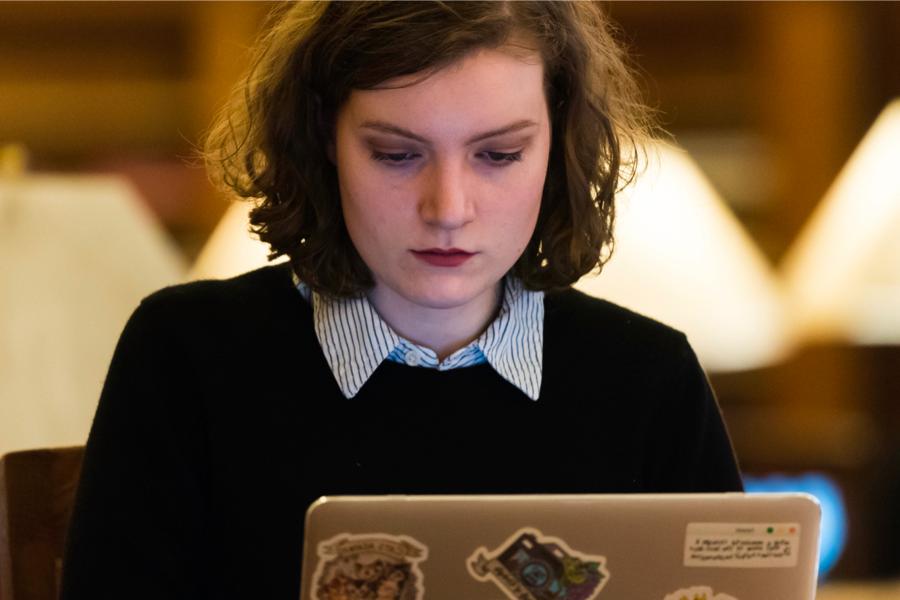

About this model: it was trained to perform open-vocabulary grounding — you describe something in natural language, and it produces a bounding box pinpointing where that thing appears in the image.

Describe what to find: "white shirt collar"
[294,275,543,400]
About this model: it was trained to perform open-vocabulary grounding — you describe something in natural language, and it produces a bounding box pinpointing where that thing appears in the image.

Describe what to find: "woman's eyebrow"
[359,119,538,145]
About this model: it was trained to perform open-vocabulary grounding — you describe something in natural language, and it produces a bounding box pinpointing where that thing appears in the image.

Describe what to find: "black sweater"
[60,263,742,599]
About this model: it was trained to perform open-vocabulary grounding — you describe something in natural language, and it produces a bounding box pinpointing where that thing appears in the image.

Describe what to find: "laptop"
[300,493,820,600]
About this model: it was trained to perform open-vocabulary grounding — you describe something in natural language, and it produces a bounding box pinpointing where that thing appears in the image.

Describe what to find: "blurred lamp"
[0,158,186,455]
[575,142,791,372]
[781,99,900,344]
[190,200,286,280]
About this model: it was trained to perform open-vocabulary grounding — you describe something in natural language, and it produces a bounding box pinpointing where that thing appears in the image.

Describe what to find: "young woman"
[61,2,742,598]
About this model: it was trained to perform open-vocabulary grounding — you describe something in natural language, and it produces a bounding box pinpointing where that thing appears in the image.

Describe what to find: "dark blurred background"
[1,1,899,590]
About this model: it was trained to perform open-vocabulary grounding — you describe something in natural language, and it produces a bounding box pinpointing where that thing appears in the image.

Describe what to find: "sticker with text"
[312,533,428,600]
[468,528,610,600]
[663,585,738,600]
[684,523,800,568]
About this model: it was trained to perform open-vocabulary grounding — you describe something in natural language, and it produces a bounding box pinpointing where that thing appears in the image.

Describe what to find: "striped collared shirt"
[294,275,544,400]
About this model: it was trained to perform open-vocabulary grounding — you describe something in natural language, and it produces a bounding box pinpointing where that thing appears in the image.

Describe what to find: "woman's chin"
[377,276,501,313]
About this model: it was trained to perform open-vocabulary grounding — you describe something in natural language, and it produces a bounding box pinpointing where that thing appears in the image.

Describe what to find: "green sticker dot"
[767,527,774,534]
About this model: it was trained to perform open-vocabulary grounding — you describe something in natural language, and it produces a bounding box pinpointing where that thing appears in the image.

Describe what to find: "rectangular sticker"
[684,523,800,568]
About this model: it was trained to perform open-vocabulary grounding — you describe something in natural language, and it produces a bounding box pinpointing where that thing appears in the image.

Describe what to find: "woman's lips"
[411,248,475,267]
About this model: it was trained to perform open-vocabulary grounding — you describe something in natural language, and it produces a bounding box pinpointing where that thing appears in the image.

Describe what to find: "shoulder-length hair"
[204,0,653,296]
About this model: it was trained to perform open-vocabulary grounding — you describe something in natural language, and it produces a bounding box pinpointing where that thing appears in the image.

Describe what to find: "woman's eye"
[479,150,524,165]
[370,149,523,167]
[371,151,419,164]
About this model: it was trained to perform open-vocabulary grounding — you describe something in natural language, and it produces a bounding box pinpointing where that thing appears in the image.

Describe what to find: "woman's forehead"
[340,48,549,141]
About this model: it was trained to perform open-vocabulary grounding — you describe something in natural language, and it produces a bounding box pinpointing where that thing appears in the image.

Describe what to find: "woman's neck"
[366,281,503,360]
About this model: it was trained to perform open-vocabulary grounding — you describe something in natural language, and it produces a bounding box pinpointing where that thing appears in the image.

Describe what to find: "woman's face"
[333,47,551,318]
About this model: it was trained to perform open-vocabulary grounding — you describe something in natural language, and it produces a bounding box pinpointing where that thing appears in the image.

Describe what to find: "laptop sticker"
[684,523,800,568]
[467,528,610,600]
[312,533,428,600]
[663,585,737,600]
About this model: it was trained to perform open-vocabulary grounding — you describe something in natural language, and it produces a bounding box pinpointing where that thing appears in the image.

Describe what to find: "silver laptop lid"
[301,493,820,600]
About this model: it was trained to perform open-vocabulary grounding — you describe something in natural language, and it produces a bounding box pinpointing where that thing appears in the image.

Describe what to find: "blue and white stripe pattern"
[294,274,544,400]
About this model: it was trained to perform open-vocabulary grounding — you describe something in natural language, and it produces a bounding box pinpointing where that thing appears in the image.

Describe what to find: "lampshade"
[0,172,186,455]
[575,142,791,372]
[781,99,900,345]
[190,200,286,280]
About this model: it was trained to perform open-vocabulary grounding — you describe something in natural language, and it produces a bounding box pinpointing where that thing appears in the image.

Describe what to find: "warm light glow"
[575,142,791,372]
[190,201,286,280]
[781,99,900,344]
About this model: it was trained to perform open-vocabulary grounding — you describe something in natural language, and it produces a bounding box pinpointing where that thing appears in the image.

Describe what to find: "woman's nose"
[418,160,475,230]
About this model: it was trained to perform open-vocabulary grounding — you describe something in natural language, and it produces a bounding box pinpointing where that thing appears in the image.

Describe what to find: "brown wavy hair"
[203,1,654,296]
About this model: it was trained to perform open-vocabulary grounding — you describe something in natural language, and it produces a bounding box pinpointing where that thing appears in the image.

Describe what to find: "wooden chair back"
[0,447,84,600]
